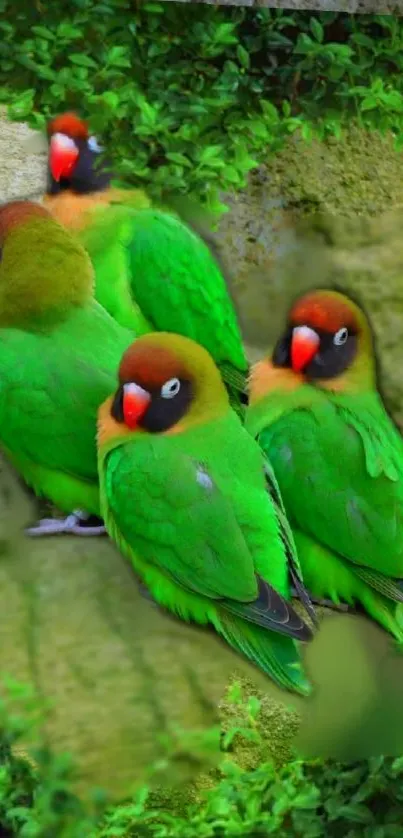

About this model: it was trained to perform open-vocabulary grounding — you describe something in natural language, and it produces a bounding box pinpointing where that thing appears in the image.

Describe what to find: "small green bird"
[97,332,314,694]
[44,113,249,416]
[246,288,403,642]
[0,200,133,536]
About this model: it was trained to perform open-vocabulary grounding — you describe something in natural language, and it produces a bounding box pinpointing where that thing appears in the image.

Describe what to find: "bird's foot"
[25,510,106,537]
[289,586,355,614]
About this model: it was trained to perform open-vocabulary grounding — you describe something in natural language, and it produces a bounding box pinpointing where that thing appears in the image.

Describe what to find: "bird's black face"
[111,376,194,432]
[272,323,358,380]
[47,135,112,195]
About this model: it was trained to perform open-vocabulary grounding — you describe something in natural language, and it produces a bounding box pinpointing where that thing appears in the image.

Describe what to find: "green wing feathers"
[125,210,249,401]
[217,614,311,695]
[0,304,132,512]
[99,417,312,693]
[255,390,403,621]
[80,206,249,412]
[78,206,152,335]
[292,528,403,643]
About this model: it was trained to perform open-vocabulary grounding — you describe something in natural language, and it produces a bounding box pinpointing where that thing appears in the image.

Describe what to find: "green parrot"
[97,332,315,694]
[0,199,134,537]
[246,288,403,643]
[43,113,249,417]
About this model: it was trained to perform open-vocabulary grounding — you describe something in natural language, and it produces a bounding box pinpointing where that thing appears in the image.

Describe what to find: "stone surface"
[168,0,403,11]
[0,107,47,205]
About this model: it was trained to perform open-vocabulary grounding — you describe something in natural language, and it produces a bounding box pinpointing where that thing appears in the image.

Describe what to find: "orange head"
[271,289,375,389]
[100,333,228,443]
[46,112,109,191]
[0,200,50,246]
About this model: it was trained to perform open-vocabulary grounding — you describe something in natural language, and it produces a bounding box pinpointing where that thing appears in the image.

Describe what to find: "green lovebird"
[0,200,134,537]
[97,332,315,694]
[43,113,248,417]
[246,288,403,643]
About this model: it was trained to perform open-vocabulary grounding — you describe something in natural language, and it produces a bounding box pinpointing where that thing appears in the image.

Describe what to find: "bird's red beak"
[291,326,320,373]
[49,133,79,181]
[123,383,151,429]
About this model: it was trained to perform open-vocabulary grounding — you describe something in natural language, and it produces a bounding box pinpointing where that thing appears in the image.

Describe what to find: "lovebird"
[0,199,134,537]
[97,332,315,694]
[246,288,403,643]
[43,113,248,416]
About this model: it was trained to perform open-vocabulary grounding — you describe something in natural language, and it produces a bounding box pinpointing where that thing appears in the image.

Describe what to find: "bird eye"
[333,327,348,346]
[161,377,181,399]
[88,135,103,153]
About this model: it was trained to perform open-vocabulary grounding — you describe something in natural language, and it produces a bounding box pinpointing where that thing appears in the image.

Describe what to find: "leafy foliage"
[1,4,403,211]
[1,678,403,837]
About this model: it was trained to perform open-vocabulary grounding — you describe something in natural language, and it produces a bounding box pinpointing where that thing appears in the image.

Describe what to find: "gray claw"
[25,510,106,538]
[289,586,354,614]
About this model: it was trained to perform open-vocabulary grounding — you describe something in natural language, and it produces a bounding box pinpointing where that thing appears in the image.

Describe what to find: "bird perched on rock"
[43,112,248,416]
[0,199,133,536]
[97,332,315,694]
[246,288,403,643]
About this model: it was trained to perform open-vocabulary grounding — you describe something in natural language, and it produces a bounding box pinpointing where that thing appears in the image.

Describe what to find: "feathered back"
[0,201,94,328]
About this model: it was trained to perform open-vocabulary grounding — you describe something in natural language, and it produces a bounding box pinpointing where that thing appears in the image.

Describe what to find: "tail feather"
[218,361,249,395]
[217,612,312,696]
[352,565,403,604]
[263,462,318,626]
[221,575,313,642]
[218,363,249,422]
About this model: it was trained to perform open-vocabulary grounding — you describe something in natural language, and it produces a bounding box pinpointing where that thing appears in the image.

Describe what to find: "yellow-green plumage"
[44,114,248,416]
[79,205,249,417]
[97,333,314,695]
[247,289,403,644]
[0,201,133,517]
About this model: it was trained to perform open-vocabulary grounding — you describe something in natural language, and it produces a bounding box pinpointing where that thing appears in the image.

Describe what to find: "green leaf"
[166,152,192,167]
[247,119,268,139]
[352,32,375,48]
[69,53,97,68]
[49,84,66,98]
[301,121,314,141]
[213,23,238,45]
[142,2,164,11]
[293,788,321,809]
[360,96,378,111]
[36,65,56,81]
[335,804,374,824]
[106,46,131,68]
[309,17,324,43]
[261,100,279,123]
[137,99,157,124]
[236,44,250,69]
[198,145,224,164]
[31,26,55,40]
[294,33,315,54]
[222,165,241,185]
[7,90,35,120]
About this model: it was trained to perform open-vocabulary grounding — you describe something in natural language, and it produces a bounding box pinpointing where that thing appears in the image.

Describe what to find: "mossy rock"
[2,453,403,808]
[217,125,403,426]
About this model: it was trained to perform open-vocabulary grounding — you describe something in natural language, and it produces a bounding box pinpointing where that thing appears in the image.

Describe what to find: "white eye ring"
[161,377,181,399]
[333,327,349,346]
[88,135,103,153]
[52,132,77,151]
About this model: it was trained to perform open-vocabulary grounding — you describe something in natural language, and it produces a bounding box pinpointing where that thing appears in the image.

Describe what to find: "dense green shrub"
[1,679,403,837]
[1,3,403,211]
